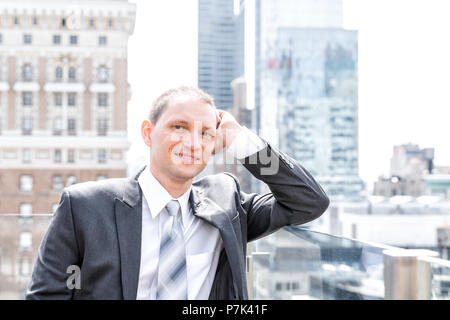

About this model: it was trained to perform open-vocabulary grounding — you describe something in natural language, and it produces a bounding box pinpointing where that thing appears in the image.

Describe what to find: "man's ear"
[141,119,153,147]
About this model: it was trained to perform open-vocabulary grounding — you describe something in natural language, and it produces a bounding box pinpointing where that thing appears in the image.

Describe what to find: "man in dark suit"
[26,86,329,300]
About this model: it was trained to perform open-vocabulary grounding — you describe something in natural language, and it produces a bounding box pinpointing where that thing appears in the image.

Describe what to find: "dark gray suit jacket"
[26,144,329,300]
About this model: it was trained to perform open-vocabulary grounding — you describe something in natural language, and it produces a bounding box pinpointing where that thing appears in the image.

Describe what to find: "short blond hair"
[149,86,217,124]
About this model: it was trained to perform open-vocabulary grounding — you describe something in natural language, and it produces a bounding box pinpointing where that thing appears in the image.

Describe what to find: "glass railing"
[1,213,449,300]
[248,226,450,300]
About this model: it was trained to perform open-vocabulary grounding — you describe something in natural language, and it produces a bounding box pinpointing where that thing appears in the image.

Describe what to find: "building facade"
[374,144,436,198]
[198,0,237,109]
[235,0,363,199]
[275,27,362,200]
[0,0,136,214]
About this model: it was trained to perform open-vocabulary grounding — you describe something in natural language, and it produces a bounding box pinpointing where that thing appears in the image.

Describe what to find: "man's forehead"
[167,97,216,116]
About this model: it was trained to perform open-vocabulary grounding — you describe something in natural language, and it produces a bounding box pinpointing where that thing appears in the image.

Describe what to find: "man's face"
[143,96,217,182]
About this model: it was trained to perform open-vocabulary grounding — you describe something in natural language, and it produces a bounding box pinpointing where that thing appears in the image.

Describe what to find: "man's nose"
[182,131,202,150]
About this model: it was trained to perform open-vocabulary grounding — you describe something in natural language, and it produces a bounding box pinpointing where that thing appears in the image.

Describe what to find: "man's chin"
[171,163,206,180]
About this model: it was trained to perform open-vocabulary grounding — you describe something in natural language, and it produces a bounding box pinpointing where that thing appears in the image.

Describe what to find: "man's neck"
[149,165,193,199]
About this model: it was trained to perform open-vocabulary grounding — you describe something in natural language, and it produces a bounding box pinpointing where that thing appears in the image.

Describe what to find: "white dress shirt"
[136,126,266,300]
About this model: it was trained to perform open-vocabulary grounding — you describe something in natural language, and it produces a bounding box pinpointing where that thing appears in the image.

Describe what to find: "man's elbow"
[319,194,330,214]
[310,193,330,220]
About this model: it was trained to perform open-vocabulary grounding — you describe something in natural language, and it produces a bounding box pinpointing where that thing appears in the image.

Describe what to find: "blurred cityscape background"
[0,0,449,299]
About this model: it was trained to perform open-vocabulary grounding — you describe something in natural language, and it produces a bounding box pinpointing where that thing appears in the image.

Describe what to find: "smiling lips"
[174,151,200,164]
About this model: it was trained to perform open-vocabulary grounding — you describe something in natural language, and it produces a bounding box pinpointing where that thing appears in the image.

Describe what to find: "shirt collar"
[137,167,192,223]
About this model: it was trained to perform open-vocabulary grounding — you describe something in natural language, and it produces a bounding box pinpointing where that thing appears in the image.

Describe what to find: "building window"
[275,282,282,291]
[52,175,63,191]
[53,117,62,135]
[23,34,32,44]
[54,149,62,163]
[14,16,19,26]
[67,118,76,135]
[96,175,107,181]
[22,92,33,106]
[68,67,76,81]
[69,35,78,45]
[97,118,108,136]
[22,116,33,135]
[19,203,32,217]
[98,36,107,46]
[68,92,76,106]
[98,93,108,106]
[55,93,62,106]
[66,175,77,187]
[55,66,63,81]
[97,66,109,82]
[108,18,113,28]
[61,18,66,28]
[67,149,75,163]
[33,16,38,26]
[89,18,95,28]
[53,34,61,45]
[98,149,107,163]
[20,175,33,192]
[23,149,31,163]
[22,64,33,81]
[0,33,3,44]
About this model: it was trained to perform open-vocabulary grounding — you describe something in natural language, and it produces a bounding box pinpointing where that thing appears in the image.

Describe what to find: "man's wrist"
[225,126,266,160]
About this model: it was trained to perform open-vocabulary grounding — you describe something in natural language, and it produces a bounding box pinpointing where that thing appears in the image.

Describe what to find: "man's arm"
[26,190,80,299]
[214,109,329,242]
[235,143,330,242]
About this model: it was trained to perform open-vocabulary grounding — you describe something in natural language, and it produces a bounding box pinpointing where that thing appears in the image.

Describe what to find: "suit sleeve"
[25,190,80,300]
[233,142,330,242]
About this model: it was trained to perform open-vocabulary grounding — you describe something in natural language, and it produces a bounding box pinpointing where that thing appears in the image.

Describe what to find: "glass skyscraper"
[245,0,363,199]
[275,28,363,200]
[198,0,237,109]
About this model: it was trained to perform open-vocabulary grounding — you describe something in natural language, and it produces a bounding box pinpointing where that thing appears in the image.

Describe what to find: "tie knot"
[165,200,180,217]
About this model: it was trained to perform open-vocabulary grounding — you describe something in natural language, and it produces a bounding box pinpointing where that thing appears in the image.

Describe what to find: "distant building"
[275,27,362,201]
[234,0,362,199]
[198,0,237,109]
[374,144,439,198]
[0,0,136,214]
[308,196,450,252]
[390,143,434,177]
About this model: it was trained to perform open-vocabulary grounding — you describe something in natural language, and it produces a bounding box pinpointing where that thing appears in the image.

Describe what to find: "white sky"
[127,0,450,188]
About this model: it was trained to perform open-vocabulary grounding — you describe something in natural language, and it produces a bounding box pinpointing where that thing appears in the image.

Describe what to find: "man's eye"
[173,125,184,130]
[202,131,214,138]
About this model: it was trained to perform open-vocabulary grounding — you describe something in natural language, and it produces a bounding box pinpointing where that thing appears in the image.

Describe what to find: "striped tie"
[156,200,187,300]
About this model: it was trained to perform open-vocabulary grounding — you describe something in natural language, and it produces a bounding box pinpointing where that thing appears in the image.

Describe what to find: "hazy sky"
[127,0,450,187]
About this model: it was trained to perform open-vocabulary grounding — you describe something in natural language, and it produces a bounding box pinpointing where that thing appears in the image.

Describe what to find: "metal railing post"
[383,249,439,299]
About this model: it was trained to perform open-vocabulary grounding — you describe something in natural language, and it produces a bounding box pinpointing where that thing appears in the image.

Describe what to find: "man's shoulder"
[64,177,131,201]
[193,172,240,189]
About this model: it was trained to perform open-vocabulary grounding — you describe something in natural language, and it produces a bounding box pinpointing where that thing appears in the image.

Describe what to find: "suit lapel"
[190,186,246,299]
[114,170,143,300]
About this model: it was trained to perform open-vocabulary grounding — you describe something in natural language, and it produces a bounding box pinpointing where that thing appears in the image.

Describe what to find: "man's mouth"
[174,152,200,163]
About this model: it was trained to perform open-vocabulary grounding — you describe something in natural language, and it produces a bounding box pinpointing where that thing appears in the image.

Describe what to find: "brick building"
[0,0,136,214]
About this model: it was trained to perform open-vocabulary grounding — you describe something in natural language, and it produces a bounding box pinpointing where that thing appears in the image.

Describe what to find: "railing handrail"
[284,225,405,251]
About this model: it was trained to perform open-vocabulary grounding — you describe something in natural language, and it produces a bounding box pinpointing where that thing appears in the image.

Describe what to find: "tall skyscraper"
[198,0,237,109]
[275,28,363,200]
[236,0,363,199]
[0,0,136,214]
